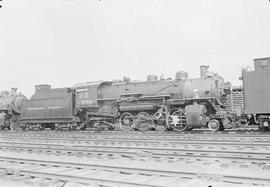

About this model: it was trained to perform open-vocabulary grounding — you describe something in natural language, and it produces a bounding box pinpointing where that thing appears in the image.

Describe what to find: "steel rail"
[0,128,269,138]
[1,136,270,146]
[0,156,269,186]
[0,142,269,163]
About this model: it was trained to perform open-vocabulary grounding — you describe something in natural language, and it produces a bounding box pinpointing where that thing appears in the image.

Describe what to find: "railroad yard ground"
[0,127,269,187]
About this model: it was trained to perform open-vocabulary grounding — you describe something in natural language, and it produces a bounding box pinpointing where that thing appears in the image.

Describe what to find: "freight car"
[242,57,270,131]
[0,88,26,130]
[20,65,232,131]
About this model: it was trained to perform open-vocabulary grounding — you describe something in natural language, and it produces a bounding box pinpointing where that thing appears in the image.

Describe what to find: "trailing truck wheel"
[38,124,45,130]
[50,124,56,130]
[153,111,167,131]
[168,111,188,131]
[208,119,221,131]
[119,112,134,131]
[135,112,151,132]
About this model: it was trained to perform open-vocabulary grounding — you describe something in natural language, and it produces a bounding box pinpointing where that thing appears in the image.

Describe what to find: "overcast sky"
[0,0,269,97]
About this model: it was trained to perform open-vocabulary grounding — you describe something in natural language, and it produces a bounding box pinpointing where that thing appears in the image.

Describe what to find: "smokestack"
[200,65,209,78]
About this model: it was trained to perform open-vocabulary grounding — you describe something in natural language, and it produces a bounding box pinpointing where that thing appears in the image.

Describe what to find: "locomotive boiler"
[20,65,232,131]
[0,88,26,130]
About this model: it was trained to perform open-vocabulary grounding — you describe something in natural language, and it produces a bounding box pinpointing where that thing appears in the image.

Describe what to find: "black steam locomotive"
[17,65,232,132]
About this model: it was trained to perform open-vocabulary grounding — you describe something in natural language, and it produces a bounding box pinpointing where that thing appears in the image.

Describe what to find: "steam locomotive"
[0,88,26,130]
[18,65,232,131]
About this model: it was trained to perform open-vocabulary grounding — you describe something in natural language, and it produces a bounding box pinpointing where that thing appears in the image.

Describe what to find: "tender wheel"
[119,112,134,131]
[135,112,152,132]
[38,124,45,130]
[153,111,167,131]
[70,123,77,130]
[168,111,188,131]
[50,124,56,130]
[208,119,221,131]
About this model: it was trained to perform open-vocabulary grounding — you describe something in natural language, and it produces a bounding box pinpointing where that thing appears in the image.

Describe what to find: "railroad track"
[0,130,269,186]
[0,151,269,187]
[1,130,270,142]
[0,132,270,163]
[0,125,267,138]
[1,133,270,152]
[0,155,198,187]
[1,135,270,145]
[0,141,270,165]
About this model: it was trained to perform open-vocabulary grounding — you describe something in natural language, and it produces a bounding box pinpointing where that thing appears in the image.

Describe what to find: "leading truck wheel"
[168,111,188,131]
[38,124,45,130]
[50,124,56,130]
[119,112,134,131]
[208,119,221,131]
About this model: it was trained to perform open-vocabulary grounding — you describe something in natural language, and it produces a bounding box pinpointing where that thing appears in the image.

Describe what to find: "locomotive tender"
[242,57,270,131]
[20,66,232,131]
